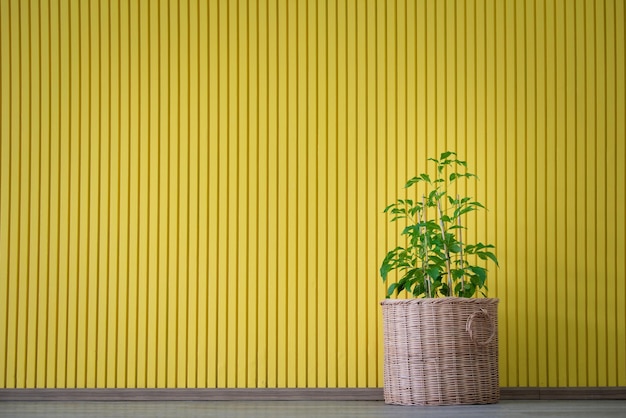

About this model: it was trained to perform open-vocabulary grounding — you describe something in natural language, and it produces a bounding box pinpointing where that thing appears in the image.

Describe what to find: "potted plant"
[379,151,500,406]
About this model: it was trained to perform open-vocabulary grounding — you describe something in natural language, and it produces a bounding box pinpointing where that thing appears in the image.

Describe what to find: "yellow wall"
[1,0,625,389]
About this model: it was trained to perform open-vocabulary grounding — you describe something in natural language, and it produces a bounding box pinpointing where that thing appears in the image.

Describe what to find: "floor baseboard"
[1,387,625,401]
[500,387,626,400]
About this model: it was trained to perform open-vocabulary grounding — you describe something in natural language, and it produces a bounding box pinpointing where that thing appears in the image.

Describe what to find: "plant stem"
[421,195,431,298]
[457,194,465,294]
[437,199,453,296]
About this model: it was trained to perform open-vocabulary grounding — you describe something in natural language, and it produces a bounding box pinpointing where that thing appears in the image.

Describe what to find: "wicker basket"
[380,297,499,406]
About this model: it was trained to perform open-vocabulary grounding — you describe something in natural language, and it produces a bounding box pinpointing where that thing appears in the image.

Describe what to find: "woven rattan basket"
[380,297,499,406]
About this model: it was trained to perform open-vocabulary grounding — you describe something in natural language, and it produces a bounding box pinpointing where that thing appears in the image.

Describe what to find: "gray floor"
[1,400,626,418]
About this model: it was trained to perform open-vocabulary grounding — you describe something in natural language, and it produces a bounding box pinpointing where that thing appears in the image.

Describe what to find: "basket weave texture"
[380,297,499,406]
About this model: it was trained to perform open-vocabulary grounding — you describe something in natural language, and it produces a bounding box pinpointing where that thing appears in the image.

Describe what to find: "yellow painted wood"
[615,0,626,387]
[1,0,625,389]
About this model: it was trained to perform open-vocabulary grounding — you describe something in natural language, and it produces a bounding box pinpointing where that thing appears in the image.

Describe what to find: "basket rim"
[380,296,499,306]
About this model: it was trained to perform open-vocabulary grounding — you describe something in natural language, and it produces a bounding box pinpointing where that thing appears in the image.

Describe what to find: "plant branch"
[457,194,465,295]
[420,195,431,298]
[437,199,453,296]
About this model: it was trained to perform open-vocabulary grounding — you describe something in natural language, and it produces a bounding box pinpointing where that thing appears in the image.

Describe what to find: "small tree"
[380,151,499,298]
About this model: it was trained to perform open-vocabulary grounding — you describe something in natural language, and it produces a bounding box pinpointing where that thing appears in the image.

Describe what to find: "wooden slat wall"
[0,0,624,389]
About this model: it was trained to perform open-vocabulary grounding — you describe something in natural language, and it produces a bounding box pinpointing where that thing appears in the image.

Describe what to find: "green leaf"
[420,173,432,183]
[448,243,462,253]
[383,204,395,213]
[468,266,487,283]
[478,251,500,266]
[449,172,458,182]
[380,263,388,278]
[389,216,406,222]
[404,176,421,188]
[412,283,426,297]
[409,206,421,216]
[451,269,465,279]
[427,266,442,280]
[441,151,454,159]
[386,283,398,298]
[454,206,476,218]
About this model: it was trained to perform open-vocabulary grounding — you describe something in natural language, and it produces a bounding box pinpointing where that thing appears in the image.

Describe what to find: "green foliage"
[380,151,499,298]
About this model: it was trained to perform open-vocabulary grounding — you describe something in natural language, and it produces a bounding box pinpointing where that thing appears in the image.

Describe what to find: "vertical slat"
[0,0,4,388]
[305,0,317,388]
[85,0,100,389]
[176,0,189,388]
[106,0,119,389]
[554,0,569,387]
[325,0,337,388]
[116,0,130,388]
[95,0,110,388]
[265,0,278,388]
[360,1,378,387]
[46,0,60,389]
[564,0,578,388]
[226,0,239,388]
[246,0,259,389]
[592,0,608,386]
[198,0,211,389]
[186,0,199,389]
[543,0,558,387]
[506,0,519,387]
[146,0,160,388]
[335,0,347,388]
[272,0,286,389]
[237,0,250,388]
[584,0,598,387]
[17,0,32,389]
[255,0,268,388]
[534,0,548,388]
[515,0,528,387]
[196,0,210,388]
[36,0,50,389]
[615,0,626,388]
[156,0,169,389]
[604,0,617,388]
[366,0,380,388]
[26,0,41,389]
[166,0,179,388]
[517,2,538,386]
[295,0,307,389]
[344,0,356,388]
[493,0,508,385]
[0,0,11,389]
[136,2,153,387]
[574,0,588,387]
[524,0,538,387]
[206,2,220,387]
[125,0,139,388]
[315,0,328,388]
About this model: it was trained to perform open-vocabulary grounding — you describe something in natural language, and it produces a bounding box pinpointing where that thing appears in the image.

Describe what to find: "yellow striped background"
[0,0,625,389]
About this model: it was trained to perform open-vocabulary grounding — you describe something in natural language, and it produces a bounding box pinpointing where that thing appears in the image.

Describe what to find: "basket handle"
[465,308,496,346]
